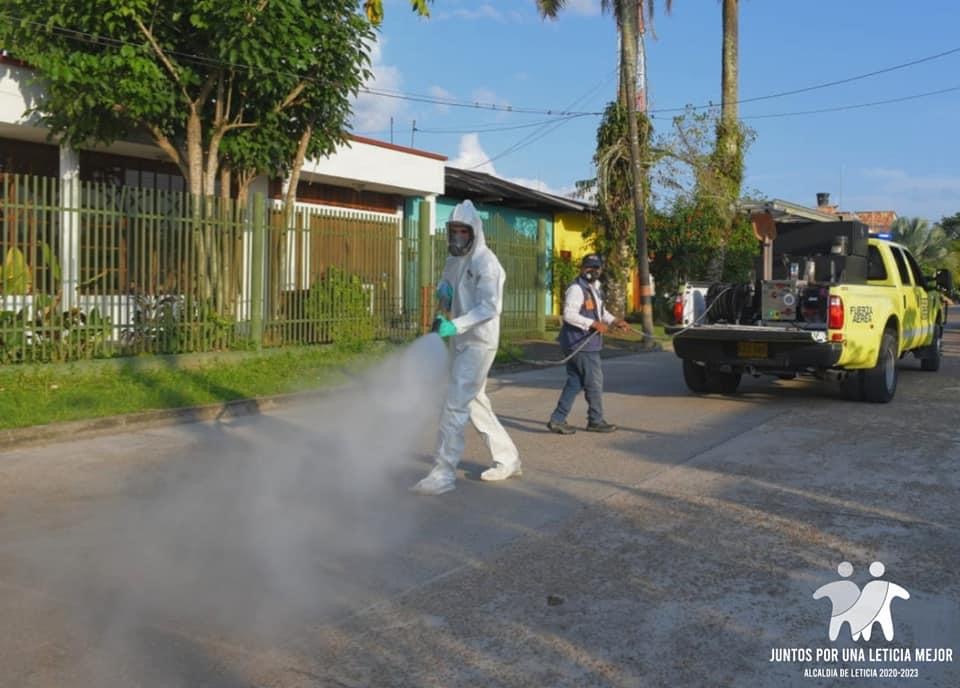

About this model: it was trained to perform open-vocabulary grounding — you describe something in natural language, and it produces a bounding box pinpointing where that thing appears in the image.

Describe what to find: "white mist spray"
[20,334,450,685]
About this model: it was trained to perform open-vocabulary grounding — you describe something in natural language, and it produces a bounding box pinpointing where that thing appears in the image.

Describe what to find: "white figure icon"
[813,561,862,641]
[813,561,909,642]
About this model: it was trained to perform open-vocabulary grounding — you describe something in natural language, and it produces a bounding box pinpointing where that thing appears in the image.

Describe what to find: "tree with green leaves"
[537,1,670,341]
[2,2,374,313]
[0,1,373,202]
[891,217,951,271]
[939,212,960,242]
[362,0,432,24]
[647,107,757,302]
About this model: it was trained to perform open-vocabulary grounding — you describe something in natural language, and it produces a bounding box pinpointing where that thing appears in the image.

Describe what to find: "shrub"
[305,267,376,351]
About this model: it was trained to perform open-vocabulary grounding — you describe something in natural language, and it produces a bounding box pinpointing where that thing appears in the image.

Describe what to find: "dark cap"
[581,254,603,269]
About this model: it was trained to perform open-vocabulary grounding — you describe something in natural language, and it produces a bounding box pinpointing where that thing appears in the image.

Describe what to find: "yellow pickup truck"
[668,234,953,403]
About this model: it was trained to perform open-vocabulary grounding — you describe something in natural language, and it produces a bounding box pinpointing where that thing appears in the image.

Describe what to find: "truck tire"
[682,360,742,395]
[682,359,711,393]
[706,369,742,394]
[920,324,943,372]
[862,330,898,403]
[841,371,864,401]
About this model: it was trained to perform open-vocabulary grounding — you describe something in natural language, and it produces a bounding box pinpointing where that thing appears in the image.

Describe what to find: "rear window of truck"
[867,245,888,281]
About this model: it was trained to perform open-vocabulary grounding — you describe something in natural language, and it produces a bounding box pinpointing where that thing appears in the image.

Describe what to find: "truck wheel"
[682,359,711,393]
[863,330,898,403]
[706,369,742,394]
[841,371,864,401]
[920,324,943,371]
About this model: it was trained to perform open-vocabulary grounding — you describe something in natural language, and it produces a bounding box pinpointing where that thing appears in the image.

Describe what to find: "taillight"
[673,293,684,324]
[828,295,844,329]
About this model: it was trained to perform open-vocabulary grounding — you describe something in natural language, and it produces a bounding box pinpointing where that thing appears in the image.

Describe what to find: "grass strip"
[0,344,388,430]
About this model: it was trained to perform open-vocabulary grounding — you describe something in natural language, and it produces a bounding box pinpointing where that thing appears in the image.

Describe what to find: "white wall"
[299,138,445,197]
[0,62,45,138]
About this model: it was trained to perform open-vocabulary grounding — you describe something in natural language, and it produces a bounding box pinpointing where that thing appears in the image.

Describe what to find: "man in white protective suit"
[410,200,522,496]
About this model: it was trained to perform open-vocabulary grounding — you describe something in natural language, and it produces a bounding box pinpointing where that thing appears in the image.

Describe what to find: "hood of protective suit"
[440,200,504,350]
[447,200,488,258]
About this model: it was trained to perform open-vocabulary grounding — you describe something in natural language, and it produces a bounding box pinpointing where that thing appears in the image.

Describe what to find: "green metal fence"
[262,201,421,347]
[0,174,544,364]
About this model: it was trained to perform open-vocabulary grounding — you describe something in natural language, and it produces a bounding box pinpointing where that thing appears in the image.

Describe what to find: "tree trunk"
[620,0,655,339]
[720,0,739,162]
[706,0,740,282]
[285,125,313,211]
[186,110,204,197]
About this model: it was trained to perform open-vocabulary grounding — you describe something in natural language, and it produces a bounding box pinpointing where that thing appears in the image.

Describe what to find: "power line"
[415,113,594,134]
[649,45,960,114]
[465,69,618,170]
[360,87,601,117]
[740,84,960,120]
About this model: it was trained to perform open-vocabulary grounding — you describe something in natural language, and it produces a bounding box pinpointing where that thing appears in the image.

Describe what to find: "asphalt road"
[1,309,958,687]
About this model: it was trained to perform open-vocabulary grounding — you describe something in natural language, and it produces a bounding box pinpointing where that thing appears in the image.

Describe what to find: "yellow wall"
[552,211,637,314]
[553,212,591,314]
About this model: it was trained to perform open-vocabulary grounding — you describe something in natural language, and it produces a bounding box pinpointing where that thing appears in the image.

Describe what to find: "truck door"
[903,249,933,347]
[890,247,922,349]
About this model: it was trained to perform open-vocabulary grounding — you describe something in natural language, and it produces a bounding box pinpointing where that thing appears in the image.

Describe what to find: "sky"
[351,0,960,223]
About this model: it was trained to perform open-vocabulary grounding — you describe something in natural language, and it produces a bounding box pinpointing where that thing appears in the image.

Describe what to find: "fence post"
[250,192,265,351]
[536,218,547,335]
[59,147,80,312]
[418,199,433,334]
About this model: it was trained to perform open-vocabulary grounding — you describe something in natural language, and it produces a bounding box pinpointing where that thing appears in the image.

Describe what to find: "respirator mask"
[447,222,475,257]
[580,254,603,283]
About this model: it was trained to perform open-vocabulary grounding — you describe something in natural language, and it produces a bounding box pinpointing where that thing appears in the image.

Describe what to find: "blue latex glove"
[436,280,453,312]
[433,315,458,338]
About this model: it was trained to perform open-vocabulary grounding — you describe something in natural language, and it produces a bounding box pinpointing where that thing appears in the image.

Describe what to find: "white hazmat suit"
[411,200,522,496]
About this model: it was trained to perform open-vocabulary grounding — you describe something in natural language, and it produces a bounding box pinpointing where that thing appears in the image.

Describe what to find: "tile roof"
[853,210,898,232]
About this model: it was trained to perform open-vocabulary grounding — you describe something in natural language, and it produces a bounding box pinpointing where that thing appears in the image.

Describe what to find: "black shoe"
[586,421,617,433]
[547,420,576,435]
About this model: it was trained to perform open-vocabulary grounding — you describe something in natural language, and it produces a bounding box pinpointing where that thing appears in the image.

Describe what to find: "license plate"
[737,341,768,358]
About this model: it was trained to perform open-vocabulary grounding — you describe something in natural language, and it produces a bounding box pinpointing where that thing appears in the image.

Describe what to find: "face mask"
[448,225,474,257]
[583,269,599,282]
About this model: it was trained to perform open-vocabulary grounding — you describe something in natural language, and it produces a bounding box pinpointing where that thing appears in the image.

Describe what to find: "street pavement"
[1,309,958,687]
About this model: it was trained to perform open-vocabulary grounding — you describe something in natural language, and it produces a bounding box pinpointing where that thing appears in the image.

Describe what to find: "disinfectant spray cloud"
[17,334,450,685]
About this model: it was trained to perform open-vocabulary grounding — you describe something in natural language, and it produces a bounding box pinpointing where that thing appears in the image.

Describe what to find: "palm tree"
[891,217,950,270]
[537,1,670,341]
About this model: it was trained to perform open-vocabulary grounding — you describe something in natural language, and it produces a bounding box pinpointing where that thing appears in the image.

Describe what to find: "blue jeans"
[550,350,604,425]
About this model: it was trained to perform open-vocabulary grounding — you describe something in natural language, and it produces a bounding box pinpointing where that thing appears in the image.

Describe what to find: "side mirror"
[935,268,954,294]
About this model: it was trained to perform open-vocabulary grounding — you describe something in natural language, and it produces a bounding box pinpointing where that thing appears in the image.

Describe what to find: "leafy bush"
[120,295,235,354]
[549,253,581,302]
[0,300,113,363]
[304,267,376,351]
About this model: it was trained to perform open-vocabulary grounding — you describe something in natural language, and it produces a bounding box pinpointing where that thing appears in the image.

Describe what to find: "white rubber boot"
[410,466,456,495]
[480,462,522,482]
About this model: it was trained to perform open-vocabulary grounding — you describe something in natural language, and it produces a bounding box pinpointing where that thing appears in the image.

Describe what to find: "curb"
[0,388,335,452]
